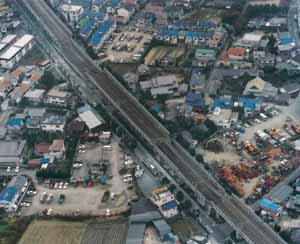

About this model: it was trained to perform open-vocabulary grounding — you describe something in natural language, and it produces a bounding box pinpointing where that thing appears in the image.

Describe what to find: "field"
[18,219,128,244]
[18,220,86,244]
[144,46,185,66]
[81,220,128,244]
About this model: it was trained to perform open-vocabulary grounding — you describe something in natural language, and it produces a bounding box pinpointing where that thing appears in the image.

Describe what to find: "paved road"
[18,1,286,243]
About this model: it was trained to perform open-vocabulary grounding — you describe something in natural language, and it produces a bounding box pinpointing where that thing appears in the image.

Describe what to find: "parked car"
[58,194,65,204]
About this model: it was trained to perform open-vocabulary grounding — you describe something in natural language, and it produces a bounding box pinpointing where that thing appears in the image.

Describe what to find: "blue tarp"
[7,118,23,127]
[161,200,177,211]
[90,20,113,47]
[0,186,17,202]
[213,97,233,109]
[238,97,262,111]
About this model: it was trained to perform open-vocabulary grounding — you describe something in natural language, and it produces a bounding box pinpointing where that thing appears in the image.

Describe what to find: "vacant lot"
[18,220,86,244]
[144,46,185,66]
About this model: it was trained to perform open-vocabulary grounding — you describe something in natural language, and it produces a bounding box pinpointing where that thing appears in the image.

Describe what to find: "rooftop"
[0,46,21,60]
[13,34,34,48]
[0,140,26,157]
[0,34,17,44]
[79,110,104,130]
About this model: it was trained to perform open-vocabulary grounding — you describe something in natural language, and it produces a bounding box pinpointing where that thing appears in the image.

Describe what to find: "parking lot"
[102,30,152,63]
[21,140,136,216]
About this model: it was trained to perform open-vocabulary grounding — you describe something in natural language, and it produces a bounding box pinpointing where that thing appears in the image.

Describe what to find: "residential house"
[41,114,66,132]
[25,108,46,129]
[61,4,84,24]
[194,48,217,67]
[10,84,29,103]
[24,88,46,104]
[151,187,178,219]
[123,72,138,92]
[49,139,65,160]
[0,80,12,98]
[189,69,206,93]
[243,77,278,98]
[45,88,71,107]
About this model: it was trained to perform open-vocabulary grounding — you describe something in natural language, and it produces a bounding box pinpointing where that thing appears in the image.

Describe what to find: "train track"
[18,1,286,243]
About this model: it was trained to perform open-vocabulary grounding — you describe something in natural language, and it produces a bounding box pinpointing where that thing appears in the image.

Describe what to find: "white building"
[151,187,178,219]
[45,88,71,107]
[0,175,28,212]
[61,4,84,23]
[0,46,22,68]
[41,115,66,132]
[13,34,34,56]
[208,108,238,128]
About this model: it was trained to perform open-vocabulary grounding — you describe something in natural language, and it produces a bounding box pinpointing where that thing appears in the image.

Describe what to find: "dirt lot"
[18,220,86,244]
[104,31,152,63]
[144,46,185,66]
[18,219,128,244]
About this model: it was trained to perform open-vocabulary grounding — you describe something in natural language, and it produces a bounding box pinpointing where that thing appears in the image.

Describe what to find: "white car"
[244,123,250,128]
[54,183,58,189]
[59,182,63,189]
[21,202,30,207]
[14,166,19,173]
[6,166,11,173]
[63,182,68,189]
[254,119,261,124]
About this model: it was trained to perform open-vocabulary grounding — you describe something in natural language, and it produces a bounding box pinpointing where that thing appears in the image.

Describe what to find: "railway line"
[18,1,286,243]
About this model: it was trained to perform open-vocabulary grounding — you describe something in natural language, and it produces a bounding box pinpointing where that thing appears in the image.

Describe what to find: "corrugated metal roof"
[126,223,146,244]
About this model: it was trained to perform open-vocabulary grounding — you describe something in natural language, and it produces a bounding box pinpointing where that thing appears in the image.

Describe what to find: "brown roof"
[30,71,42,82]
[9,67,23,79]
[50,139,65,152]
[0,80,11,89]
[224,47,246,59]
[34,143,50,154]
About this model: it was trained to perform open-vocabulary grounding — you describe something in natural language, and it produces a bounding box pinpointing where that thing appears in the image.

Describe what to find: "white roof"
[13,34,34,48]
[0,34,17,44]
[24,89,46,99]
[61,4,83,12]
[0,46,21,60]
[79,110,103,130]
[242,32,264,43]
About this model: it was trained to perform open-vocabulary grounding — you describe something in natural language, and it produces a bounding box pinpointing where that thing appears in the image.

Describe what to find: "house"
[195,48,217,61]
[24,88,46,104]
[243,77,278,98]
[10,84,29,103]
[7,117,24,130]
[123,72,138,92]
[223,47,248,61]
[25,108,46,128]
[280,83,300,98]
[151,187,178,219]
[208,108,238,128]
[189,69,205,93]
[0,175,28,212]
[41,114,66,132]
[0,46,22,69]
[185,92,204,109]
[212,96,233,109]
[49,139,65,159]
[45,88,71,107]
[34,143,50,157]
[0,80,12,98]
[0,140,26,166]
[140,75,179,97]
[61,4,84,23]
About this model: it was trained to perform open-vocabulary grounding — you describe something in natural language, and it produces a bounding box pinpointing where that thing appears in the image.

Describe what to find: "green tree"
[176,191,185,202]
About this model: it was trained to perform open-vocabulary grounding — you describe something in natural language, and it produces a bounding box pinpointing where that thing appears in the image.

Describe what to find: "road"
[18,1,286,243]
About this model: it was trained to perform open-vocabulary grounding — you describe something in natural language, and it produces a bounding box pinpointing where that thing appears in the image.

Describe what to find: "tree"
[182,200,192,210]
[196,154,204,163]
[176,191,185,202]
[39,71,64,90]
[169,184,177,192]
[161,177,170,185]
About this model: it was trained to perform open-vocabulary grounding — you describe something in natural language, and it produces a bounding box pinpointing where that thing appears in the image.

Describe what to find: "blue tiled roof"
[238,97,262,111]
[159,29,213,39]
[186,92,204,108]
[81,11,105,20]
[0,186,17,202]
[80,18,96,38]
[90,20,113,47]
[259,199,281,212]
[41,158,50,164]
[105,0,121,8]
[161,200,177,211]
[190,68,203,86]
[213,97,233,109]
[7,118,23,126]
